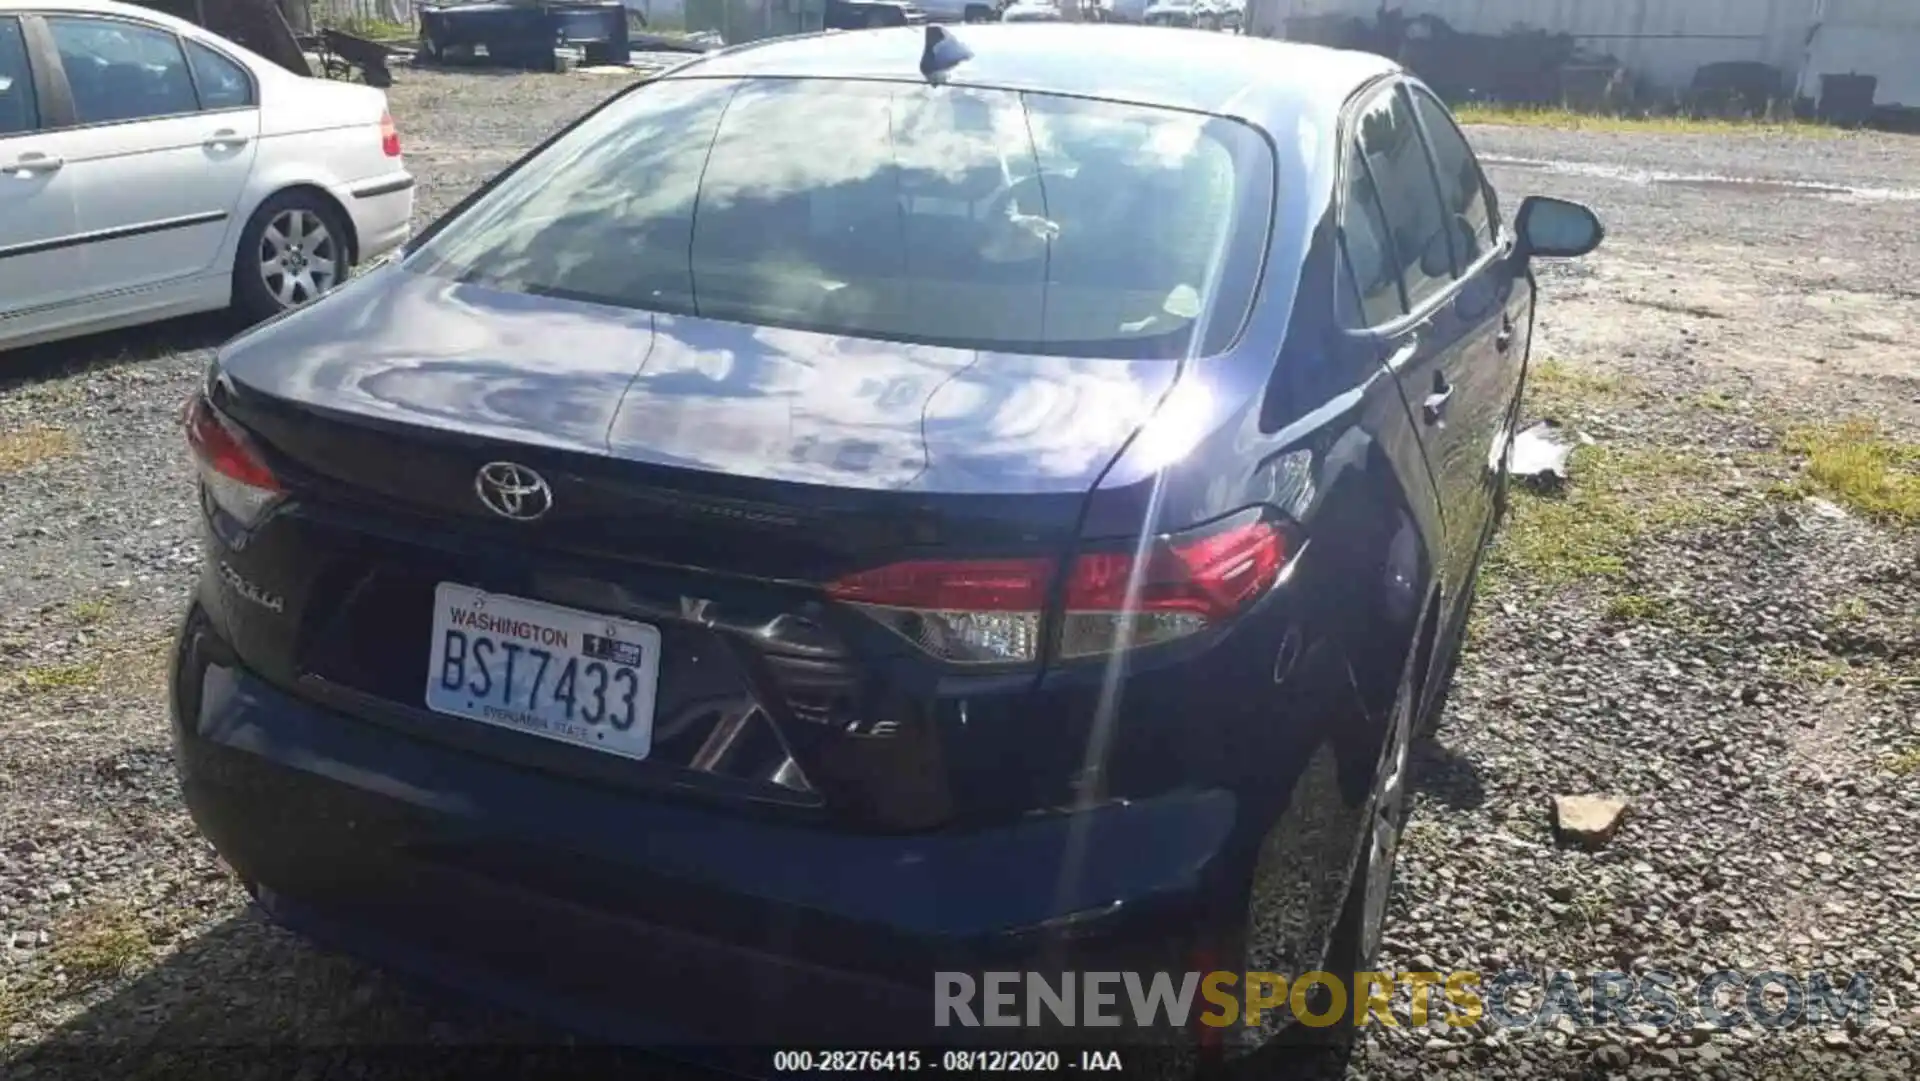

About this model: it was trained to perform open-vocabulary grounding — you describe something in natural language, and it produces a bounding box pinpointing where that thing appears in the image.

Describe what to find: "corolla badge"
[474,461,552,521]
[219,561,284,612]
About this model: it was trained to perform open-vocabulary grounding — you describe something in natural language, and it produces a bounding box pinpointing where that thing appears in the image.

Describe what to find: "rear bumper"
[346,173,415,263]
[170,605,1238,1045]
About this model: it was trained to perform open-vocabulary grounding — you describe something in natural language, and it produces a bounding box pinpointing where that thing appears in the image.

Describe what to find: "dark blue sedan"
[170,22,1601,1062]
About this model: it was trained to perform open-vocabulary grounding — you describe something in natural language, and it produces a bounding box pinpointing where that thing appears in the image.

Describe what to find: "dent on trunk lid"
[610,314,1177,495]
[217,267,1180,497]
[217,269,655,457]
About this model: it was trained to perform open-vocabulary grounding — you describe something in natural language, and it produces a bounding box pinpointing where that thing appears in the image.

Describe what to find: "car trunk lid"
[207,268,1177,828]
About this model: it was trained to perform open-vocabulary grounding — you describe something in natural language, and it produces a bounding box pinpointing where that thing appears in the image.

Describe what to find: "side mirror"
[1515,196,1604,259]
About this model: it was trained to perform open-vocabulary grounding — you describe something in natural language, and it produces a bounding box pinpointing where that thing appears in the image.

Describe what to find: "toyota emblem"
[474,461,552,521]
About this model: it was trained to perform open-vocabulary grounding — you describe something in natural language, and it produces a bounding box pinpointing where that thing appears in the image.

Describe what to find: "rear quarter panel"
[1047,89,1445,979]
[227,68,406,264]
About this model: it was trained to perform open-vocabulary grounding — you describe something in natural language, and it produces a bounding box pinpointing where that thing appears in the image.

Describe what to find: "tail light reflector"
[184,393,283,527]
[380,111,401,157]
[1057,513,1287,659]
[825,510,1289,665]
[825,558,1052,665]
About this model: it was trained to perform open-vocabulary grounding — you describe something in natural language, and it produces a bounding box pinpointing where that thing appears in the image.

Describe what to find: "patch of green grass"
[1526,359,1637,421]
[1780,654,1853,687]
[1571,892,1613,922]
[15,660,103,694]
[1455,103,1840,137]
[1779,653,1919,695]
[1784,420,1920,524]
[70,597,115,626]
[0,427,75,474]
[1829,597,1872,625]
[1888,748,1920,777]
[50,904,150,988]
[1492,445,1722,584]
[1764,477,1815,503]
[1602,593,1681,624]
[1694,390,1738,413]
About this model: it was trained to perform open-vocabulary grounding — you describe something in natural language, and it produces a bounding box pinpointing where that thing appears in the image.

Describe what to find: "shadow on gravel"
[9,904,1363,1081]
[1408,736,1487,812]
[3,906,596,1081]
[0,313,239,395]
[407,62,596,79]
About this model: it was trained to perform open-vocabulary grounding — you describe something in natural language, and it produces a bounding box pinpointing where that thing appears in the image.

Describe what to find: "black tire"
[1309,674,1417,1044]
[231,191,353,324]
[1212,700,1415,1080]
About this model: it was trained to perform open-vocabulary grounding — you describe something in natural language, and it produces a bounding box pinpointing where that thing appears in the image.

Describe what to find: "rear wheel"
[1340,678,1414,977]
[232,192,351,323]
[1290,676,1414,1053]
[1213,678,1415,1079]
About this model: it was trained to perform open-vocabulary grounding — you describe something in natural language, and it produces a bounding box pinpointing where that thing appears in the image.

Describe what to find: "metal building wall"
[1820,0,1920,32]
[1251,0,1822,92]
[1803,0,1920,107]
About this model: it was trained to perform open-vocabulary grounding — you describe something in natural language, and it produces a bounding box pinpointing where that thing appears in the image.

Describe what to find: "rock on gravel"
[1550,794,1630,849]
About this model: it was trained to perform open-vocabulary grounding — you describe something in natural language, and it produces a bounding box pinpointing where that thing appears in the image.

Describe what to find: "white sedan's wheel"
[233,192,353,323]
[259,208,342,309]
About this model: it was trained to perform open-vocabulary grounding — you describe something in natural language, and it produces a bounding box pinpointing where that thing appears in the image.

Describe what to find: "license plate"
[424,583,661,761]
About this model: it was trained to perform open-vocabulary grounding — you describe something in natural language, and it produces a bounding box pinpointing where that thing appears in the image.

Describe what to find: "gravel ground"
[2,65,1917,1079]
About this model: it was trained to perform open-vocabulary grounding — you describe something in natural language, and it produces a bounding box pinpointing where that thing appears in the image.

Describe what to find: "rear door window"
[0,16,37,136]
[1407,85,1496,270]
[186,39,253,111]
[415,77,1275,359]
[1352,84,1452,312]
[1337,141,1403,327]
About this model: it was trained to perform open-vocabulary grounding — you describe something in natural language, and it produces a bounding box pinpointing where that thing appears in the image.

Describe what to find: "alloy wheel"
[1358,687,1415,964]
[258,208,340,310]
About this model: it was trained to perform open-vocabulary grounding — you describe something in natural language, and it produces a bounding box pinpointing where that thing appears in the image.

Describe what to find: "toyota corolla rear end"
[171,51,1294,1048]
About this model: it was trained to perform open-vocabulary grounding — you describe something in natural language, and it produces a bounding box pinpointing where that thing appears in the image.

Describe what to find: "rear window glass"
[411,77,1274,359]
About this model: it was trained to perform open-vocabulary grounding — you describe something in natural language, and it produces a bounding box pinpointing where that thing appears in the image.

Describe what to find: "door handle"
[204,130,250,149]
[7,153,63,178]
[1384,318,1432,371]
[1494,317,1514,354]
[1422,375,1454,425]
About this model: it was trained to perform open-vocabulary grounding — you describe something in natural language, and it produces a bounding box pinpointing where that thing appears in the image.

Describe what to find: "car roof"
[0,0,200,30]
[671,24,1398,126]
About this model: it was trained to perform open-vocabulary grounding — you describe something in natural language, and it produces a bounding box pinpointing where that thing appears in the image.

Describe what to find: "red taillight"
[380,111,401,158]
[1064,518,1286,619]
[184,393,282,526]
[826,558,1052,612]
[825,510,1289,665]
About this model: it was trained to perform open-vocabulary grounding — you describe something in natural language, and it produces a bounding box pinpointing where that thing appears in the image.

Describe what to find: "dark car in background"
[824,0,926,30]
[171,22,1601,1060]
[1143,0,1195,26]
[417,0,631,69]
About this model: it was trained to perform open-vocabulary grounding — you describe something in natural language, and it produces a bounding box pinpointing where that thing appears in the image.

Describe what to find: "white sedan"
[999,2,1061,22]
[0,0,413,352]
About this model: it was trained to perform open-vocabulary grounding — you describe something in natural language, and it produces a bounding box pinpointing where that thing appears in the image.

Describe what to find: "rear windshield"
[410,76,1275,359]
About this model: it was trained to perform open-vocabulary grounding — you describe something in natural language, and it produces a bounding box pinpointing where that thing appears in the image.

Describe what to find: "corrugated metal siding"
[1263,0,1823,91]
[1802,25,1920,106]
[1822,0,1920,33]
[1802,0,1920,107]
